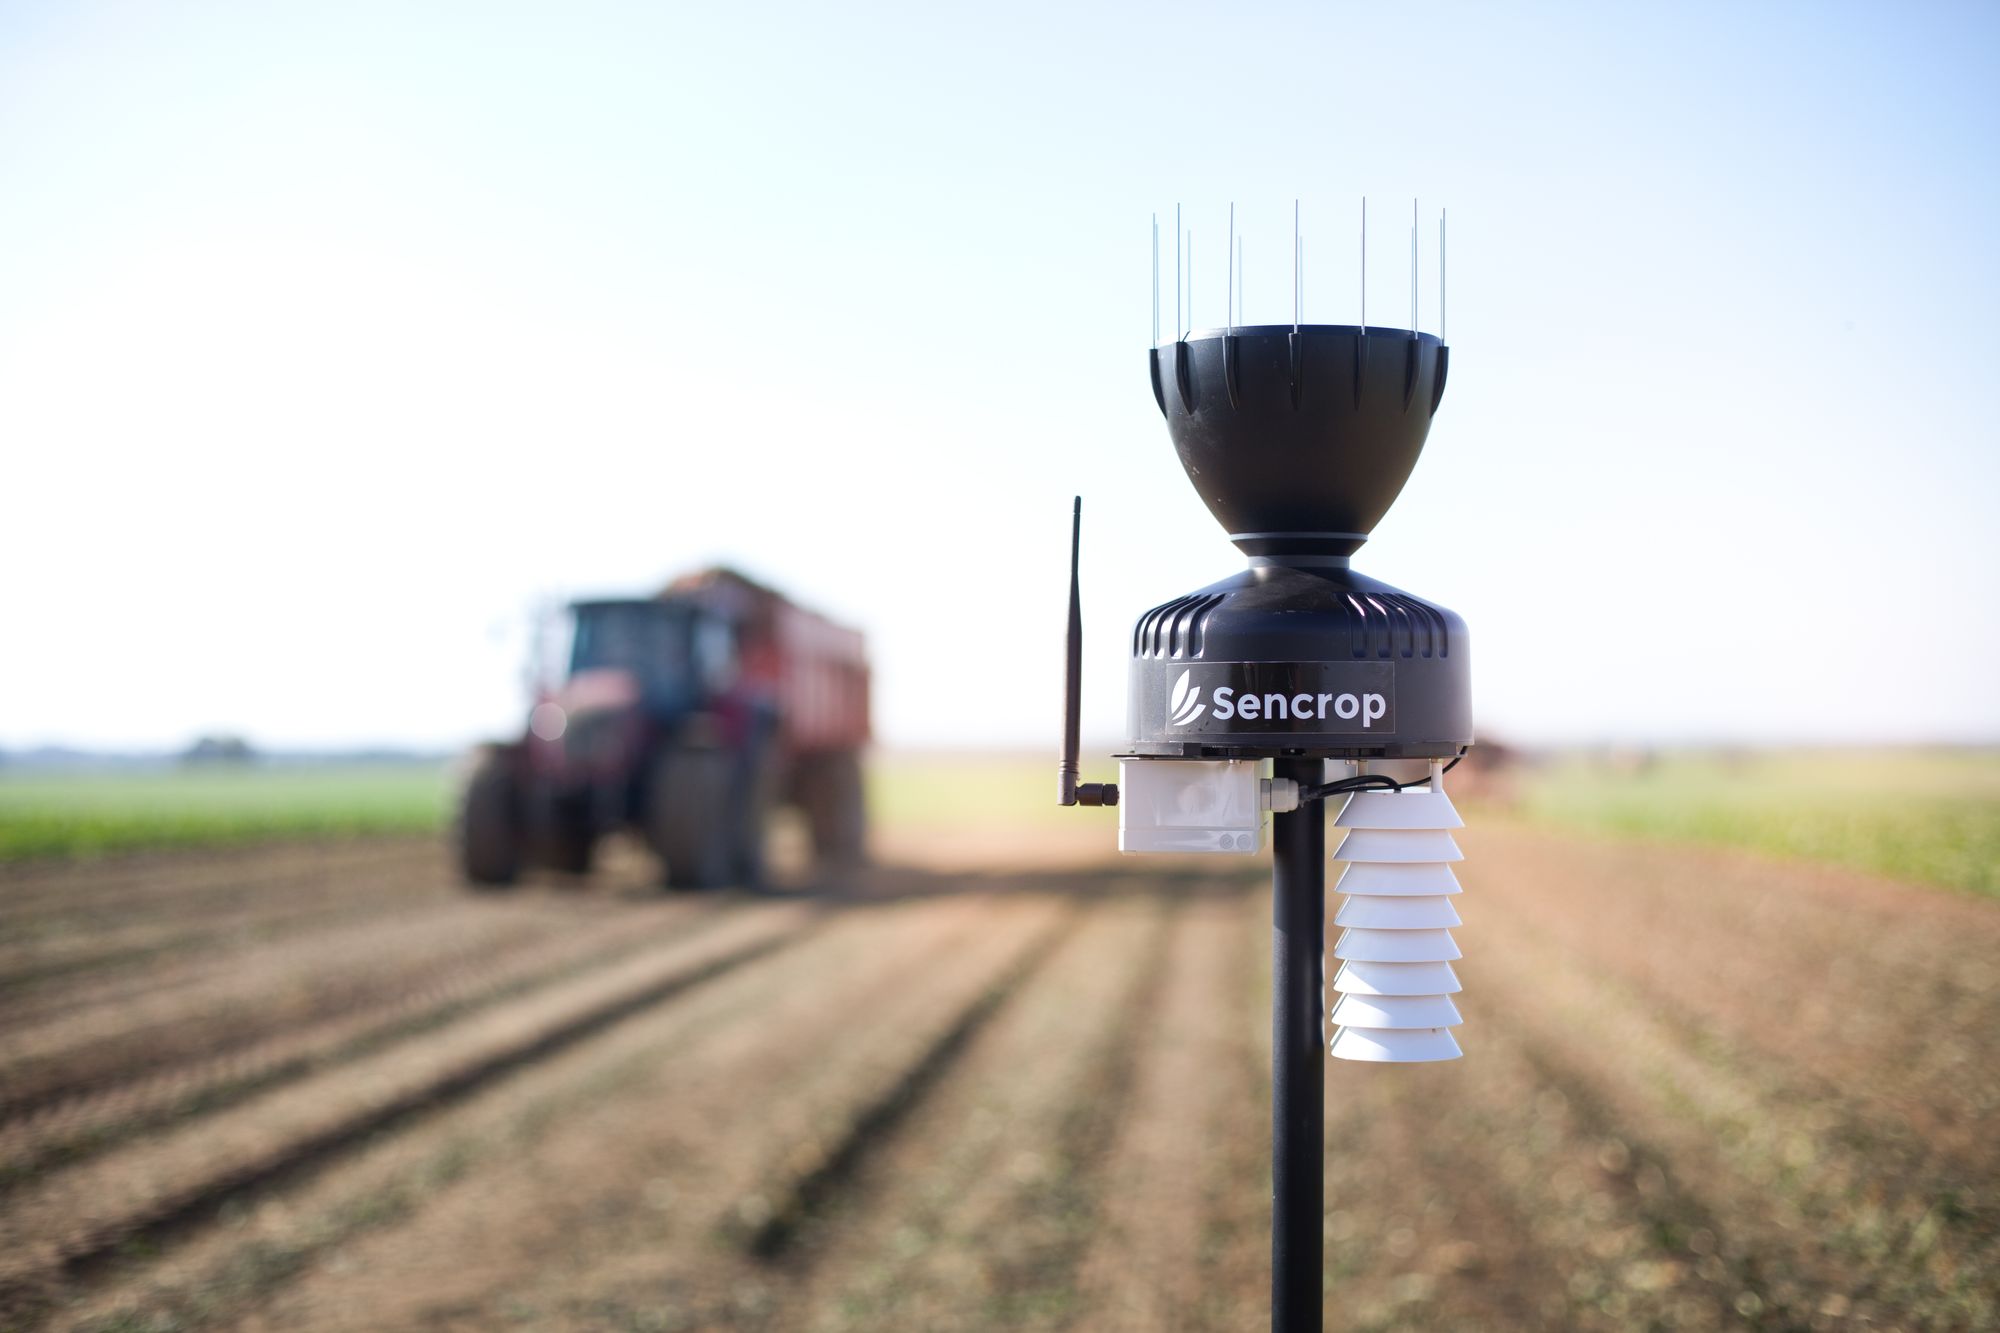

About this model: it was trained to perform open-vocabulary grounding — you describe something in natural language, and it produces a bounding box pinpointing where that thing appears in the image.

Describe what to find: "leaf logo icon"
[1168,669,1207,726]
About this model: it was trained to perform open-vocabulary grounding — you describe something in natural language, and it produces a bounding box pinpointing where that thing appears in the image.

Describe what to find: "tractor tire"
[456,748,522,888]
[647,745,733,890]
[805,749,868,871]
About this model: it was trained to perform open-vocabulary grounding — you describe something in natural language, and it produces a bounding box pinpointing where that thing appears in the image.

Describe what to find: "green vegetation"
[0,752,1044,864]
[1512,748,2000,897]
[11,748,1996,897]
[0,764,450,861]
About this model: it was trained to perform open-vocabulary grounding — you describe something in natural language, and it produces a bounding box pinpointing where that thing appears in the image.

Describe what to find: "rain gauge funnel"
[1056,204,1475,1333]
[1150,325,1448,559]
[1127,323,1469,766]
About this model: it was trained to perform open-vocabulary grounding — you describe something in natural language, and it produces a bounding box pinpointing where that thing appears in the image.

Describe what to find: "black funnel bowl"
[1148,325,1448,558]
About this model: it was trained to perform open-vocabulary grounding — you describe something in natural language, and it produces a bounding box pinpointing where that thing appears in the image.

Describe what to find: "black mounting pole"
[1270,756,1325,1333]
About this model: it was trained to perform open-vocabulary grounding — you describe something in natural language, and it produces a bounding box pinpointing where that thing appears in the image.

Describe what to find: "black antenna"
[1059,497,1083,806]
[1059,496,1114,808]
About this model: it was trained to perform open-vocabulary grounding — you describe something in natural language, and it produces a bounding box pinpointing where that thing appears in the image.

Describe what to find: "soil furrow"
[0,898,723,1186]
[1470,823,2000,1179]
[1467,899,1998,1328]
[6,819,1993,1331]
[0,900,819,1321]
[55,893,1042,1332]
[3,898,555,1109]
[743,905,1077,1258]
[0,839,433,919]
[217,892,1070,1332]
[1068,887,1261,1331]
[748,894,1177,1333]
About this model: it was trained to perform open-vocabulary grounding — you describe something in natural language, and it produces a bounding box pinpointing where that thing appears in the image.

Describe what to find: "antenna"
[1227,203,1235,335]
[1058,497,1114,807]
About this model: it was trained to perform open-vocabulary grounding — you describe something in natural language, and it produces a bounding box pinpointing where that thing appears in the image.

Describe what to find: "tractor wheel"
[805,749,868,871]
[456,747,522,888]
[647,745,733,890]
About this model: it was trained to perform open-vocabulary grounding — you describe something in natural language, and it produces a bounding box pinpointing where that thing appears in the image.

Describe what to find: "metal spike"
[1360,196,1367,334]
[1411,197,1418,337]
[1441,208,1448,342]
[1293,199,1300,331]
[1151,214,1159,345]
[1175,204,1182,340]
[1227,203,1235,335]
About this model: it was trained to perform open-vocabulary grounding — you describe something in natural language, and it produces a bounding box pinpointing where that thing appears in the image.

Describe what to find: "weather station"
[1059,202,1472,1333]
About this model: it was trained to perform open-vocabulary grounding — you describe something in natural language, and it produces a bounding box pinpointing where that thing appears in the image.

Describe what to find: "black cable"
[1296,752,1465,804]
[1297,774,1402,802]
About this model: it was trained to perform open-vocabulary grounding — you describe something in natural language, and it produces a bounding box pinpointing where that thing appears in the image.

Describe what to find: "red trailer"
[456,568,869,889]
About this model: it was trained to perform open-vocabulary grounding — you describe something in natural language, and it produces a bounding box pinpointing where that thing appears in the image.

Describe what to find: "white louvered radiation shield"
[1327,773,1465,1062]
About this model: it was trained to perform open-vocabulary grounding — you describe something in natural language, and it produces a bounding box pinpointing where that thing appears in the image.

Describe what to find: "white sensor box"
[1118,759,1265,854]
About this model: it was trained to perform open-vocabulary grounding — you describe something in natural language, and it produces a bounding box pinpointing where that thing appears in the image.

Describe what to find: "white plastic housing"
[1327,781,1467,1063]
[1117,759,1265,854]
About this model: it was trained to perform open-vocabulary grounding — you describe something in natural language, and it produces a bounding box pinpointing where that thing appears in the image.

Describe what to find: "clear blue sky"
[3,1,1996,751]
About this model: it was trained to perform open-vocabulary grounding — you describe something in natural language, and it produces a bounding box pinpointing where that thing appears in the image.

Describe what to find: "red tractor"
[456,568,869,889]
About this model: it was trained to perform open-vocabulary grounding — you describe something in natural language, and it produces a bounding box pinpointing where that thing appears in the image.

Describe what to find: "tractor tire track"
[0,897,724,1187]
[0,900,820,1323]
[0,844,461,1001]
[1461,824,2000,1329]
[0,838,433,922]
[744,893,1180,1333]
[210,893,1071,1332]
[1067,887,1263,1332]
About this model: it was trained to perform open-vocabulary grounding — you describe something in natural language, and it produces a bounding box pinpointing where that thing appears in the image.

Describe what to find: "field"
[1515,748,2000,897]
[0,766,447,861]
[2,753,1997,1330]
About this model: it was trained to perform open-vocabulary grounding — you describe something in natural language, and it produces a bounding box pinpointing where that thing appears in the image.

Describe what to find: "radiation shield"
[1326,783,1467,1063]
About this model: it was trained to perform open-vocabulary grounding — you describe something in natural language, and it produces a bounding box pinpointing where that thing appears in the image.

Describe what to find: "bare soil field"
[3,821,1997,1331]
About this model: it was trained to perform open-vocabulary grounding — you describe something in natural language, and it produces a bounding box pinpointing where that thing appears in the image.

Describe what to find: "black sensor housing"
[1127,325,1471,761]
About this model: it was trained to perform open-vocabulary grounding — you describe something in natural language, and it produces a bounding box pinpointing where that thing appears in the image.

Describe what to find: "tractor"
[456,568,869,889]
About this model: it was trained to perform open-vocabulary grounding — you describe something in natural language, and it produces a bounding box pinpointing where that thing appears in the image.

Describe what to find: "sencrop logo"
[1168,669,1207,726]
[1166,667,1389,730]
[1212,686,1387,728]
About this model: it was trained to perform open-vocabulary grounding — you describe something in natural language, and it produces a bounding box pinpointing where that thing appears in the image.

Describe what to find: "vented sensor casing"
[1126,324,1471,761]
[1125,563,1469,760]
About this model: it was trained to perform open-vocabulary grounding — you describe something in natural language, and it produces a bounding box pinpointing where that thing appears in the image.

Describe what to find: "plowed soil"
[4,819,1997,1331]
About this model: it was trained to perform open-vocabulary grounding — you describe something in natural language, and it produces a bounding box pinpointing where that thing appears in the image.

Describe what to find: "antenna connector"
[1074,782,1118,807]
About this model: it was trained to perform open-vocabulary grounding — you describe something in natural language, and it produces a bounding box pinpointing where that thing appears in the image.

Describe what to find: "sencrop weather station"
[1060,202,1471,1333]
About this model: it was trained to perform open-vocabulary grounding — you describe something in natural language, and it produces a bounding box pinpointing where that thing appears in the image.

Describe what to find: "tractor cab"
[562,597,734,718]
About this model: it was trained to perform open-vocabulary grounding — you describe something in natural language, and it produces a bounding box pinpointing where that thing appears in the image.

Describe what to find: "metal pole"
[1270,756,1325,1333]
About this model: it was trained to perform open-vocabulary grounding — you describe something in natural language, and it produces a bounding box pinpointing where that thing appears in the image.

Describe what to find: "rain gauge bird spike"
[1057,202,1470,1333]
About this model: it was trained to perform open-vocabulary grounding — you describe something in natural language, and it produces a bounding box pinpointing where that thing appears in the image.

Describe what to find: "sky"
[2,0,1996,753]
